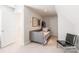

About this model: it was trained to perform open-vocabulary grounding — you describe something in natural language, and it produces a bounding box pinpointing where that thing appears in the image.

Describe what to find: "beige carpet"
[0,36,64,53]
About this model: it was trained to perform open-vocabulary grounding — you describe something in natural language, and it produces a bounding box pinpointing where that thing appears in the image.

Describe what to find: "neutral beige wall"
[15,6,24,46]
[43,16,58,36]
[16,13,24,46]
[24,6,42,45]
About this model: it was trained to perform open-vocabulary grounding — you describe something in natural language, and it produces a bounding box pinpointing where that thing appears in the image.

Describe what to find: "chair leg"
[57,43,59,48]
[64,48,78,53]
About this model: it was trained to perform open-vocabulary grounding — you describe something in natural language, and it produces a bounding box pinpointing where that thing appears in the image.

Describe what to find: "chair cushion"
[57,40,74,47]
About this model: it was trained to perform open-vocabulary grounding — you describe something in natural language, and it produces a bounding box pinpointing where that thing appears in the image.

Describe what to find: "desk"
[30,30,50,45]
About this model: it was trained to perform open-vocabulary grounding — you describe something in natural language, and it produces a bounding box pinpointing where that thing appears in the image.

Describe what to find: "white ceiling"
[26,5,57,17]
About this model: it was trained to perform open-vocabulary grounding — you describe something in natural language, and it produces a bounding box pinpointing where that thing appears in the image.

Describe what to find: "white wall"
[43,16,58,36]
[24,6,42,45]
[55,5,79,40]
[15,5,24,46]
[0,10,2,37]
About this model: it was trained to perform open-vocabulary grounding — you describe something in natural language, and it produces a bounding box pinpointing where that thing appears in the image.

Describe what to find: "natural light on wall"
[0,10,2,36]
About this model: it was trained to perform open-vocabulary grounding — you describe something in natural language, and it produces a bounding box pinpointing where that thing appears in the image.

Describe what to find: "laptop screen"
[66,33,76,45]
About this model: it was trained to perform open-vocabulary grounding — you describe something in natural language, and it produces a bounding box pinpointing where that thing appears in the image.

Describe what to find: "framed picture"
[32,17,41,27]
